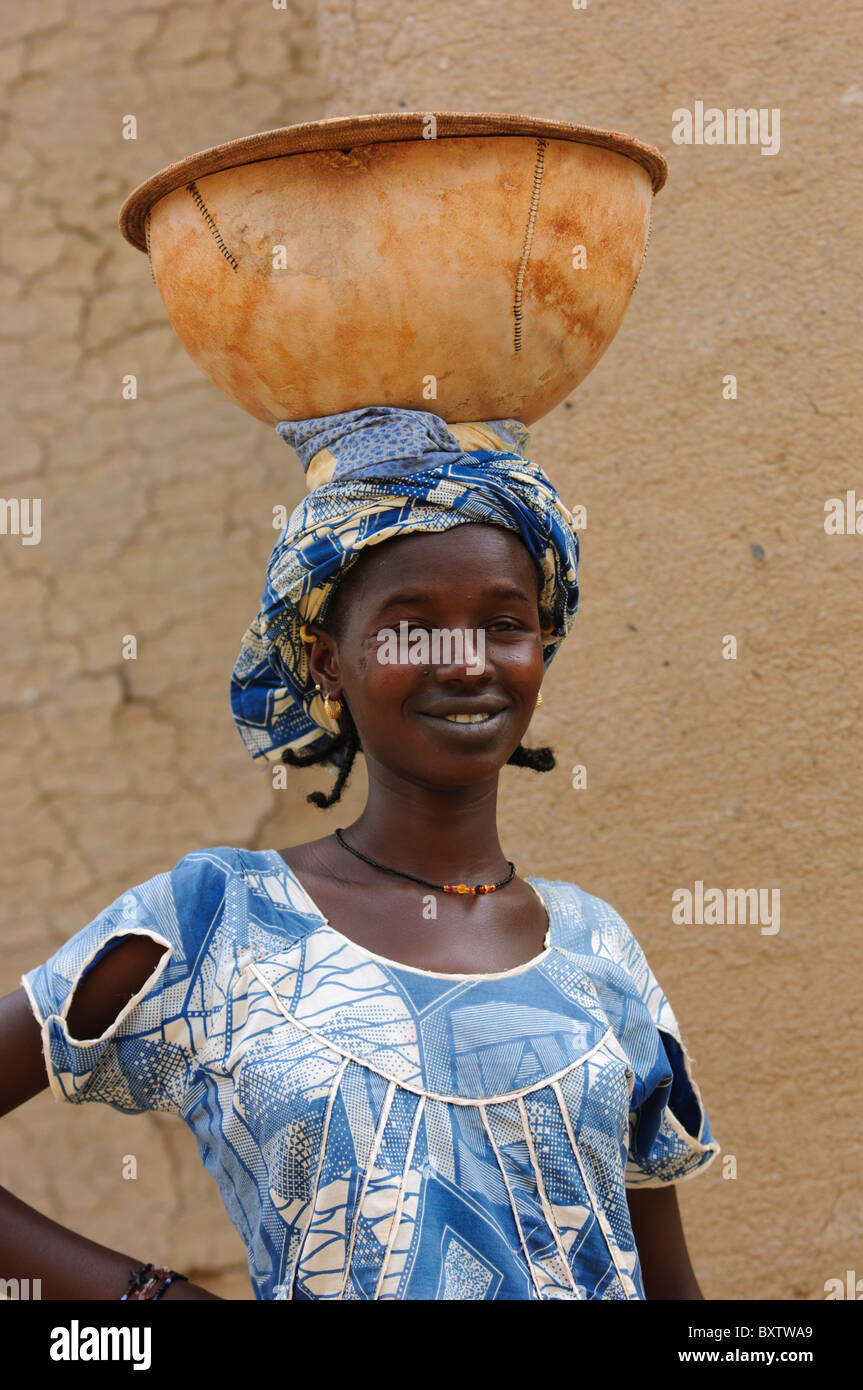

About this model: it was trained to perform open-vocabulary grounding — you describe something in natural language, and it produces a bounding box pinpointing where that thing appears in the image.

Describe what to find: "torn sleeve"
[20,851,229,1114]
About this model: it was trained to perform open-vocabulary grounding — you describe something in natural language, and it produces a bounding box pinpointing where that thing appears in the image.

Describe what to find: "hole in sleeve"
[64,932,172,1043]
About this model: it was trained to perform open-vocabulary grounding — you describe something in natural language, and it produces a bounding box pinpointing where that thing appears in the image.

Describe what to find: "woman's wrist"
[0,1184,222,1299]
[120,1264,188,1300]
[121,1261,223,1300]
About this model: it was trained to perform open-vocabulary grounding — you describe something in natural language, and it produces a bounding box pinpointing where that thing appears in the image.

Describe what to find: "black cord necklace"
[334,827,517,895]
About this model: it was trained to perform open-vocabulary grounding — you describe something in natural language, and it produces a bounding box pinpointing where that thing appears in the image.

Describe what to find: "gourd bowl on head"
[119,111,667,429]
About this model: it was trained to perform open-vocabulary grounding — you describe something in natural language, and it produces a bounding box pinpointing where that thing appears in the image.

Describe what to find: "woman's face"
[307,524,547,788]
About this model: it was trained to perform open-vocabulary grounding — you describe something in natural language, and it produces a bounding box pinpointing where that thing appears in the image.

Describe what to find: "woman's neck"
[345,765,510,883]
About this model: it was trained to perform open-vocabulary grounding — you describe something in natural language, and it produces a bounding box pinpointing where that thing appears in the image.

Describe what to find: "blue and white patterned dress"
[22,847,719,1300]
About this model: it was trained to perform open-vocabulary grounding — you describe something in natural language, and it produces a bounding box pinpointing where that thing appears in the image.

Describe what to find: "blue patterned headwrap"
[230,407,580,770]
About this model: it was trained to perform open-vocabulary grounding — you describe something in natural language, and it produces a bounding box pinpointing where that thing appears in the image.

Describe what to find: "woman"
[0,408,719,1300]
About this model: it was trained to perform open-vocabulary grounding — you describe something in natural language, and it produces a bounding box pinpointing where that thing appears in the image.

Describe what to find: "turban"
[230,406,580,770]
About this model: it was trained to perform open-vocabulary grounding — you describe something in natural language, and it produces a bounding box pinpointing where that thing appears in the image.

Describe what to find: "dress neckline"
[260,849,555,981]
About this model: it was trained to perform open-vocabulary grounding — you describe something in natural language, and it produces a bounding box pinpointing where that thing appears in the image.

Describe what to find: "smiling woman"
[286,522,556,814]
[3,405,720,1302]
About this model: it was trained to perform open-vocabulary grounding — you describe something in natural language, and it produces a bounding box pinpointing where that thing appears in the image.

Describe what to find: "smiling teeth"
[442,712,494,723]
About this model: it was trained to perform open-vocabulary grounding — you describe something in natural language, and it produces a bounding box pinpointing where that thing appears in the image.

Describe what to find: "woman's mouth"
[437,711,495,724]
[417,708,508,734]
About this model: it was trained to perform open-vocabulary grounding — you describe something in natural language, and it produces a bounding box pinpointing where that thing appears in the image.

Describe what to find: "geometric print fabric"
[22,847,719,1300]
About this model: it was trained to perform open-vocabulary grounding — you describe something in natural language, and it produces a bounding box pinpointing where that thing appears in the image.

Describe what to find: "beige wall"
[1,0,859,1300]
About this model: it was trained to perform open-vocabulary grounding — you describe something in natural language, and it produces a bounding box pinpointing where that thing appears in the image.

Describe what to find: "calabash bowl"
[120,112,667,427]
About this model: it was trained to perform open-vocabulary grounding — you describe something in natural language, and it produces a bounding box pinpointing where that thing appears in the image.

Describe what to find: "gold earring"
[535,690,543,708]
[314,682,343,719]
[299,623,317,644]
[323,692,343,719]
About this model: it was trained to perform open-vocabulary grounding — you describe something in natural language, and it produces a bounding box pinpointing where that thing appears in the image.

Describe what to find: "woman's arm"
[0,942,222,1299]
[627,1185,704,1299]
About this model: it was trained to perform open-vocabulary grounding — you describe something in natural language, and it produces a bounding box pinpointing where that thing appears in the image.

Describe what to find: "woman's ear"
[307,628,341,689]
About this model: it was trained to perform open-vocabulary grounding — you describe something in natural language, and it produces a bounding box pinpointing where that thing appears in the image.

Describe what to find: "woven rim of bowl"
[119,110,668,252]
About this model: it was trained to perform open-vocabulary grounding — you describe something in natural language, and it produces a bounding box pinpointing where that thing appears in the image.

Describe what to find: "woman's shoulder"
[535,874,681,1037]
[161,845,323,926]
[530,873,637,947]
[156,845,297,894]
[44,846,327,995]
[531,873,661,986]
[53,846,318,961]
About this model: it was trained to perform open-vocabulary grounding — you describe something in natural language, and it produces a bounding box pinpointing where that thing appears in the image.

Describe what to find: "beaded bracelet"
[120,1263,188,1300]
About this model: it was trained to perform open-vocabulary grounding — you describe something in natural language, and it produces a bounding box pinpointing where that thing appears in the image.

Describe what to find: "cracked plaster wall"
[1,0,860,1301]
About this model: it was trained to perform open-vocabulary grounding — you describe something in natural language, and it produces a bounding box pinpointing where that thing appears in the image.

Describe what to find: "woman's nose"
[429,626,488,678]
